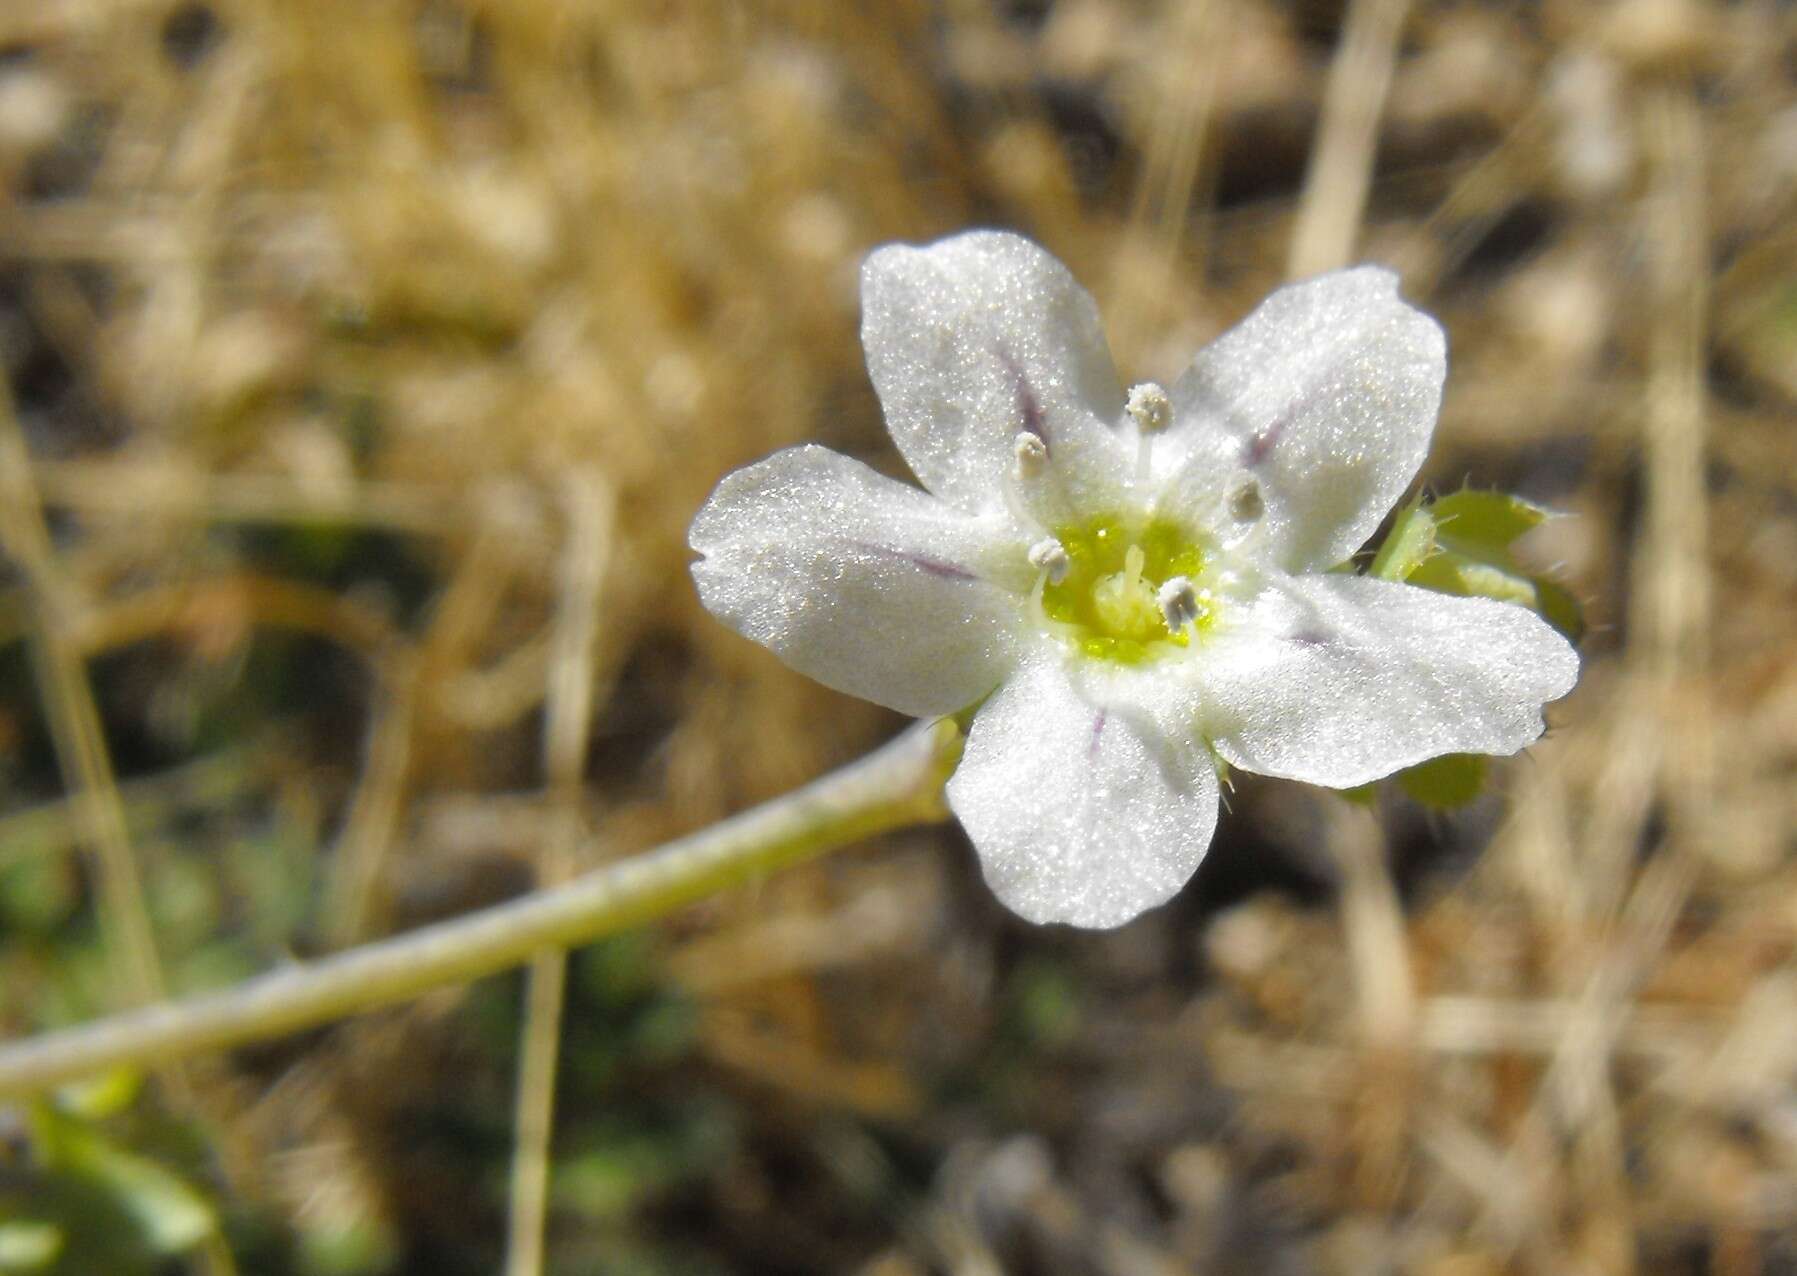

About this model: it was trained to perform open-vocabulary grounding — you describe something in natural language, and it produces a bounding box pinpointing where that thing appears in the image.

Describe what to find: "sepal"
[1356,487,1580,809]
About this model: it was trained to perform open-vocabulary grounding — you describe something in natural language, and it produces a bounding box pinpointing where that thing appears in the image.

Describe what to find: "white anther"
[1157,575,1200,632]
[1126,382,1172,434]
[1028,537,1070,584]
[1013,431,1048,479]
[1229,479,1264,524]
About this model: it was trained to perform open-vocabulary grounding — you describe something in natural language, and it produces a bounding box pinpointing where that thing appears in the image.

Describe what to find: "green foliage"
[416,933,728,1272]
[1005,958,1082,1049]
[0,1090,217,1276]
[0,856,77,935]
[551,1098,737,1223]
[53,1067,143,1121]
[293,1217,399,1276]
[1,783,324,1033]
[0,1222,62,1273]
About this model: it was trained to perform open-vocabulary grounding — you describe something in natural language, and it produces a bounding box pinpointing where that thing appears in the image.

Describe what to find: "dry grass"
[1,0,1794,1273]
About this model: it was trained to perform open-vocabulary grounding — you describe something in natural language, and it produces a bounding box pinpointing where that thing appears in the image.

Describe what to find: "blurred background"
[0,0,1794,1272]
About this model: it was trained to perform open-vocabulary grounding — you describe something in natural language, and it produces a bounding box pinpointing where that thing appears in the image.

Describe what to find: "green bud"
[1410,488,1585,642]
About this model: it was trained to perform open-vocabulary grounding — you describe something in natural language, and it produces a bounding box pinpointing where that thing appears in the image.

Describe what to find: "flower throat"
[1040,517,1211,664]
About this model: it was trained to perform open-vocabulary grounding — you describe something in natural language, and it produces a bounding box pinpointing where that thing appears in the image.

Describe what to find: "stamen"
[1126,382,1172,434]
[1229,479,1264,524]
[1035,515,1216,662]
[1028,541,1069,632]
[1127,382,1170,491]
[1013,431,1048,480]
[1157,575,1200,633]
[1028,536,1070,585]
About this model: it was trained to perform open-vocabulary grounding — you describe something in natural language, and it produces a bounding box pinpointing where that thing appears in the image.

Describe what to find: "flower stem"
[0,719,963,1099]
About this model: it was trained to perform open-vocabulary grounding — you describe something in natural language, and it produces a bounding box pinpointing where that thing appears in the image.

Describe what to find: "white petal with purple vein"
[948,656,1220,928]
[690,445,1027,717]
[1158,267,1445,572]
[861,230,1132,522]
[1187,573,1579,788]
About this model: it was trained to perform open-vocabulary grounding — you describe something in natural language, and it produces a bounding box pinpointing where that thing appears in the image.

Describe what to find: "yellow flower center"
[1041,517,1213,664]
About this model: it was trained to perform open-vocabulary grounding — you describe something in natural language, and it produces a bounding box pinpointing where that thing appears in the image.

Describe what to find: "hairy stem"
[0,719,963,1099]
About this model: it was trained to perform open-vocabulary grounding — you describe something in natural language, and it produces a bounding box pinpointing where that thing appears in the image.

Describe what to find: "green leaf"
[28,1106,216,1256]
[53,1068,143,1121]
[0,1222,63,1272]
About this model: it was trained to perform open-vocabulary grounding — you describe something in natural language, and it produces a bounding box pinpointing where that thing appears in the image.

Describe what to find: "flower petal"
[1157,267,1446,572]
[861,230,1131,520]
[690,445,1027,717]
[1189,573,1579,788]
[947,657,1220,928]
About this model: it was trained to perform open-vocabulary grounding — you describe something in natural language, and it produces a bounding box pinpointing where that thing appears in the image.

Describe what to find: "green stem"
[0,719,963,1099]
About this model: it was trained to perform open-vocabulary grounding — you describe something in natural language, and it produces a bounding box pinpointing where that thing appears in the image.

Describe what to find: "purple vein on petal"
[1089,708,1108,761]
[1244,368,1342,468]
[845,539,979,582]
[1244,408,1290,467]
[994,346,1049,451]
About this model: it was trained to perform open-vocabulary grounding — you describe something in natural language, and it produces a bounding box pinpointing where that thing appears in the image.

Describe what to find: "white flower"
[690,230,1579,929]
